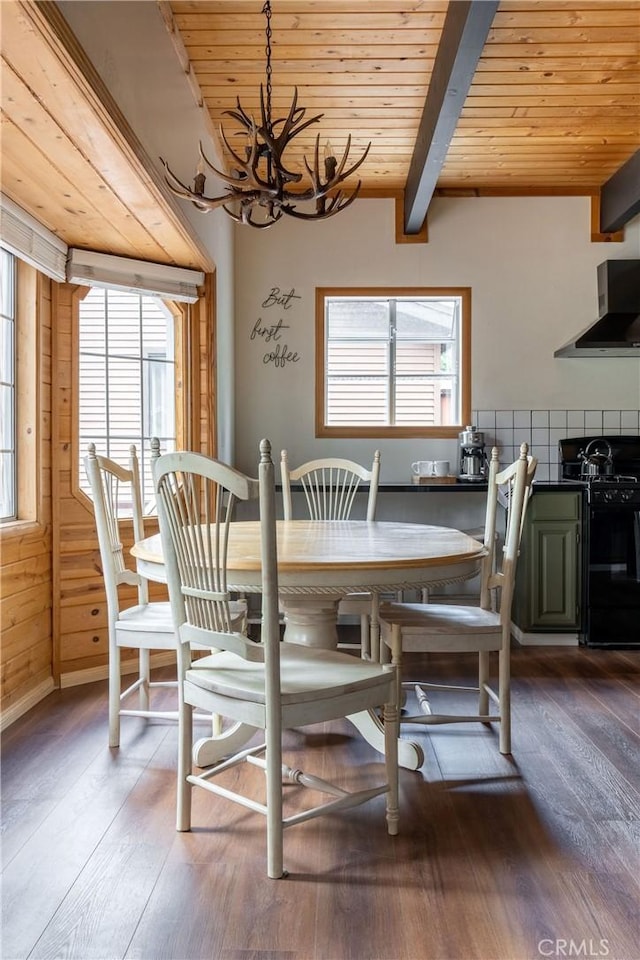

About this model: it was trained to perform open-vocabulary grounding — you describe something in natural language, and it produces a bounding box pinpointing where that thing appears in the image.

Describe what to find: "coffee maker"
[458,425,487,480]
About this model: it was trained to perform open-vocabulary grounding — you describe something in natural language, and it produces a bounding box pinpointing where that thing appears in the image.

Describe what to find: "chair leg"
[360,614,370,660]
[265,717,284,879]
[139,648,150,712]
[383,670,399,836]
[177,700,194,832]
[369,593,380,663]
[379,633,390,665]
[478,650,490,717]
[108,642,121,748]
[498,644,511,754]
[390,625,403,714]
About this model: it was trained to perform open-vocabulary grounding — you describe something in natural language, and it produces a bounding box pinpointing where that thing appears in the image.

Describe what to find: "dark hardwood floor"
[2,639,639,960]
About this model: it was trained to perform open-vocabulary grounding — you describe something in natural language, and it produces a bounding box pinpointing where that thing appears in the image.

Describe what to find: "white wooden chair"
[378,443,537,755]
[153,440,399,879]
[84,443,231,747]
[280,450,381,657]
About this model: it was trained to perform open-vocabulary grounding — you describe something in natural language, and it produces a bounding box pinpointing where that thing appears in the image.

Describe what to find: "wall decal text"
[261,287,302,310]
[251,286,301,368]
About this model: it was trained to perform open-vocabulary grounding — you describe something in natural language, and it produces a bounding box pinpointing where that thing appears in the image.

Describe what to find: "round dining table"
[131,519,486,771]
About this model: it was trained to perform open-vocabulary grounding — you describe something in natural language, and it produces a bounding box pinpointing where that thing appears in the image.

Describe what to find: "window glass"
[395,299,456,339]
[0,249,16,521]
[317,288,470,438]
[326,300,388,339]
[78,288,176,513]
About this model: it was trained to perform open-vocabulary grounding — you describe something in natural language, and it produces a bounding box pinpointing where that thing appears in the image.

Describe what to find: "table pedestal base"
[280,595,341,649]
[193,714,423,771]
[193,593,427,771]
[193,722,258,768]
[347,709,424,771]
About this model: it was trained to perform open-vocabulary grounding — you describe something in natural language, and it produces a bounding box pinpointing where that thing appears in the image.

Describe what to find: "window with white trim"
[78,287,176,513]
[0,249,16,521]
[316,287,471,438]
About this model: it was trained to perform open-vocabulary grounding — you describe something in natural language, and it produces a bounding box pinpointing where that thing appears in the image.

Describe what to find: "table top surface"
[132,519,485,573]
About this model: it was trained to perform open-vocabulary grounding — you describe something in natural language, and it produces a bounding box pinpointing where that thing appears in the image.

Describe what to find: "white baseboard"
[512,623,579,646]
[1,677,56,731]
[60,651,176,689]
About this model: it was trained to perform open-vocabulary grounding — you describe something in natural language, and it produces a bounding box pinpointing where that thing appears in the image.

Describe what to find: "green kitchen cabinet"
[513,490,582,631]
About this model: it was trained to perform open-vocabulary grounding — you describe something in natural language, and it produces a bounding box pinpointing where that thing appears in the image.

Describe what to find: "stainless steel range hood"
[554,259,640,357]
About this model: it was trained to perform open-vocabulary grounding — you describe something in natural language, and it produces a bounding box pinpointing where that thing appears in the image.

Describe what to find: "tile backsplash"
[472,409,640,481]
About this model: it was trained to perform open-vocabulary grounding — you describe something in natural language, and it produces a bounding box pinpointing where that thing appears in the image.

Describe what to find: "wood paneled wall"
[51,281,216,686]
[1,271,216,719]
[53,282,111,682]
[0,271,53,720]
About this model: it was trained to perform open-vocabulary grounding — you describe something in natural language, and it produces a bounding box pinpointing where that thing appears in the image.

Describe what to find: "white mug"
[411,460,434,476]
[433,460,450,477]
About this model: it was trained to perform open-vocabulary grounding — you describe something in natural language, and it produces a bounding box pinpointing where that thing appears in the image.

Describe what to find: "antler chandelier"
[161,0,370,229]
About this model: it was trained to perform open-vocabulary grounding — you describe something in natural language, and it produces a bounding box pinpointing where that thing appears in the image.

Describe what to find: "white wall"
[234,196,640,479]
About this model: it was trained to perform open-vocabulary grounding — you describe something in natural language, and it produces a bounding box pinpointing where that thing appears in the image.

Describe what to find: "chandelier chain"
[263,1,273,130]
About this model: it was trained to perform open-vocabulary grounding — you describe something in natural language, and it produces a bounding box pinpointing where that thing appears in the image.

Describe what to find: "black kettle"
[578,438,614,477]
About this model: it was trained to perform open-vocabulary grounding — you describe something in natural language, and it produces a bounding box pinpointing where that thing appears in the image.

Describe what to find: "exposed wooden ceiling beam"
[403,0,499,234]
[599,149,640,234]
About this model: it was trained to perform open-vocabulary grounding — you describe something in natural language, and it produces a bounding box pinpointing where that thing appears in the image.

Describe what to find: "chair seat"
[379,601,502,653]
[116,600,246,649]
[186,642,390,706]
[116,601,175,634]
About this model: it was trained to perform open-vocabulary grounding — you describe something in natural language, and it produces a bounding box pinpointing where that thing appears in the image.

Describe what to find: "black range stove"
[559,435,640,649]
[588,477,640,506]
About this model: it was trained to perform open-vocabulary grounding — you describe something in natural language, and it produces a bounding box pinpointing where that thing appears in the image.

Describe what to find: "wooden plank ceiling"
[0,0,638,257]
[167,0,640,198]
[0,1,213,270]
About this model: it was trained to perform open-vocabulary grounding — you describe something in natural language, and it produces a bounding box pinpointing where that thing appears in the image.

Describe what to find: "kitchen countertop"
[379,481,488,492]
[281,480,588,494]
[531,480,586,491]
[279,480,488,493]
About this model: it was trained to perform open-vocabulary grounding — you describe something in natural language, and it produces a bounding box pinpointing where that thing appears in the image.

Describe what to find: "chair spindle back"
[84,443,147,613]
[281,450,380,521]
[153,443,277,664]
